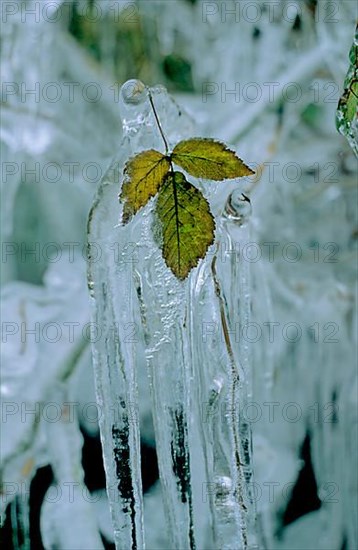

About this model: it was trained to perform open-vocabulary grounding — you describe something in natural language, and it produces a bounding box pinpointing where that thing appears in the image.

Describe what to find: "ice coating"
[87,81,257,549]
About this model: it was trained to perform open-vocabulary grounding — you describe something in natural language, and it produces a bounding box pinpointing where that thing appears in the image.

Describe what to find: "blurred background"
[1,0,357,549]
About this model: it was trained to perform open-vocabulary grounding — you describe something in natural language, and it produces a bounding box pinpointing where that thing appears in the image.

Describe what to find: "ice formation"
[1,1,357,549]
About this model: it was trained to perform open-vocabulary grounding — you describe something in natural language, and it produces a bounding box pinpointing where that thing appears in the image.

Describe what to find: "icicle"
[188,189,258,550]
[86,81,149,549]
[40,383,103,549]
[10,495,30,550]
[87,80,257,549]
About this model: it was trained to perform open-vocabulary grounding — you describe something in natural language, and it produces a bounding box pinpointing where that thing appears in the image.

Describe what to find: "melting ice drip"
[87,80,258,549]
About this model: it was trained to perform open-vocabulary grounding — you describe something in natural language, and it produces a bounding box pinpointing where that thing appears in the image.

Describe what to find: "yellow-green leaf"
[344,79,357,124]
[171,138,254,180]
[120,150,171,223]
[156,171,215,280]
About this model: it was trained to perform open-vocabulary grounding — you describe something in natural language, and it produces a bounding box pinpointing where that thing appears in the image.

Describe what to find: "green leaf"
[120,150,171,223]
[156,171,215,280]
[171,138,254,180]
[344,79,357,124]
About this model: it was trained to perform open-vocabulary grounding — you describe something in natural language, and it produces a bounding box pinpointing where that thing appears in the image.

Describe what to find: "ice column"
[87,80,257,549]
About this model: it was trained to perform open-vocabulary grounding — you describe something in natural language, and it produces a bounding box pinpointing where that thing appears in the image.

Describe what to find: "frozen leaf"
[336,25,358,156]
[171,138,254,180]
[339,78,358,125]
[120,150,171,223]
[156,171,215,280]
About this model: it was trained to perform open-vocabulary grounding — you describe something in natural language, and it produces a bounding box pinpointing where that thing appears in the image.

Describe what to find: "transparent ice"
[87,81,257,549]
[1,1,357,549]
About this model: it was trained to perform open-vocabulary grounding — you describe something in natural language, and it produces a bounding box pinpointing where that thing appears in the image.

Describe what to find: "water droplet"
[87,280,95,297]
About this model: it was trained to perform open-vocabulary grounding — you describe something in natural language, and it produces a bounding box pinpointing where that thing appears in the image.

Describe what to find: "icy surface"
[1,1,357,549]
[87,82,257,548]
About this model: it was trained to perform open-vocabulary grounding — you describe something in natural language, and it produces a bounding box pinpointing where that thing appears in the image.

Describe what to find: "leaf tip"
[246,165,256,176]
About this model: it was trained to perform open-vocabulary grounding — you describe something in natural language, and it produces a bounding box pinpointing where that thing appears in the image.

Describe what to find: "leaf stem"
[147,89,169,154]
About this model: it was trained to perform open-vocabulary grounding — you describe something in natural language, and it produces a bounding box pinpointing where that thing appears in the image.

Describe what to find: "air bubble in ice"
[119,80,150,134]
[223,190,252,225]
[214,476,233,501]
[121,80,147,105]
